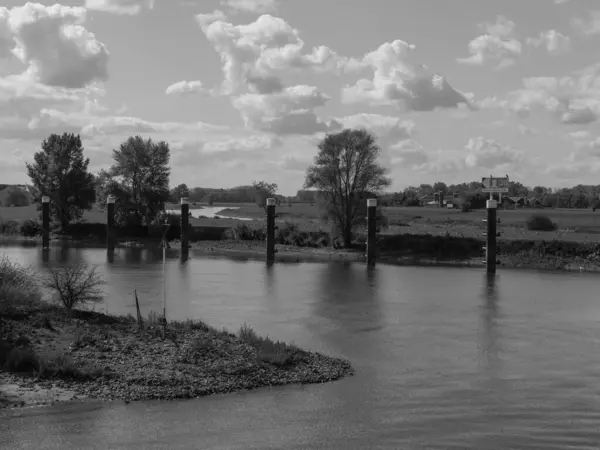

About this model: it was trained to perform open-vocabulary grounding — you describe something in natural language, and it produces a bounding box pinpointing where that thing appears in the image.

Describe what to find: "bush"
[0,256,42,312]
[43,263,106,310]
[21,219,42,237]
[461,202,471,213]
[238,323,293,367]
[2,346,39,373]
[63,222,106,239]
[0,219,21,235]
[3,187,30,207]
[526,214,556,231]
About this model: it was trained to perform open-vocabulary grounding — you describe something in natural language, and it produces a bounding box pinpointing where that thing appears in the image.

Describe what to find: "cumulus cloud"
[197,14,350,94]
[233,84,340,135]
[337,113,416,146]
[457,16,522,69]
[195,10,227,27]
[334,113,419,168]
[0,3,109,88]
[165,80,210,96]
[85,0,154,15]
[342,40,471,111]
[571,10,600,37]
[482,64,600,124]
[526,30,571,56]
[464,137,522,169]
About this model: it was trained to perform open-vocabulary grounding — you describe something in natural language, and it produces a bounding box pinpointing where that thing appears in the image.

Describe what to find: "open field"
[218,203,600,243]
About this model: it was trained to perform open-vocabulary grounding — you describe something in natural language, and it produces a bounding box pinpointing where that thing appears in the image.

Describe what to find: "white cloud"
[197,14,350,95]
[165,80,210,96]
[571,10,600,37]
[526,30,571,56]
[483,64,600,124]
[233,84,340,135]
[337,113,415,146]
[195,10,227,27]
[221,0,278,14]
[342,40,471,111]
[464,137,522,170]
[85,0,154,15]
[457,16,522,69]
[0,3,109,89]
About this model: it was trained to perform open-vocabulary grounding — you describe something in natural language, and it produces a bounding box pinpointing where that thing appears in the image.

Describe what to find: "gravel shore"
[1,305,354,408]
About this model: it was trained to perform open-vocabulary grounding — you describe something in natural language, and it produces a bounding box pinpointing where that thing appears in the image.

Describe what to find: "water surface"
[1,246,600,449]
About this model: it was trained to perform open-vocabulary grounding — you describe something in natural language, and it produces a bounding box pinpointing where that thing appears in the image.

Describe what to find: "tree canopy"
[252,180,278,209]
[305,128,391,246]
[25,133,96,229]
[96,135,170,227]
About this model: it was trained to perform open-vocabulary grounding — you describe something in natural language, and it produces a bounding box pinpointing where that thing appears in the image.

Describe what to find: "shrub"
[21,219,42,237]
[526,214,556,231]
[3,187,30,207]
[2,346,39,373]
[0,256,41,312]
[43,263,106,310]
[238,323,292,367]
[0,219,21,235]
[62,222,106,239]
[461,202,471,213]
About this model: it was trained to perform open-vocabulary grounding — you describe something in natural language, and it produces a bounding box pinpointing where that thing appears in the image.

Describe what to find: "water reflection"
[106,248,114,264]
[264,262,275,301]
[313,262,384,358]
[124,248,144,265]
[479,273,501,377]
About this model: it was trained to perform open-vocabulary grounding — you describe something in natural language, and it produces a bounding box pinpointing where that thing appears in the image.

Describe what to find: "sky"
[1,0,600,195]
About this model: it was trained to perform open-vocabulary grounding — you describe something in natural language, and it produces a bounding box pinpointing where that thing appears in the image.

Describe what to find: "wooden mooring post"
[266,198,276,264]
[106,195,116,251]
[42,196,50,250]
[180,197,189,258]
[486,199,497,274]
[366,198,377,267]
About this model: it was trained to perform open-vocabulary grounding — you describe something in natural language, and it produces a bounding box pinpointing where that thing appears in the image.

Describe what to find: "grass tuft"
[238,323,298,367]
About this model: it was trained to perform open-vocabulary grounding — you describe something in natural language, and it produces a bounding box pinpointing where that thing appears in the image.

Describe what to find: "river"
[1,245,600,449]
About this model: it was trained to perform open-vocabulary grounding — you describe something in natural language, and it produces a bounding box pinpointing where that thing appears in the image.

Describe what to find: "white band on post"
[266,198,275,206]
[107,195,115,204]
[486,199,497,209]
[42,196,50,203]
[367,199,377,207]
[180,197,188,205]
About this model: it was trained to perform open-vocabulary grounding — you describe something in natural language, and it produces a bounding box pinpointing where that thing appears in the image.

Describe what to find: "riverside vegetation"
[0,256,353,408]
[4,204,600,271]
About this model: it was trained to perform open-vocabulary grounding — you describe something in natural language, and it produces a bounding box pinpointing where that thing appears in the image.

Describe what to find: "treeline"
[379,181,600,208]
[168,184,291,205]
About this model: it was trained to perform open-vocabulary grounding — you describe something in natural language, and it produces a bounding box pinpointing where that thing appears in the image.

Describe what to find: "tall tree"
[304,128,391,247]
[3,186,30,207]
[170,183,189,203]
[433,181,448,196]
[96,136,170,227]
[252,180,278,210]
[26,133,96,230]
